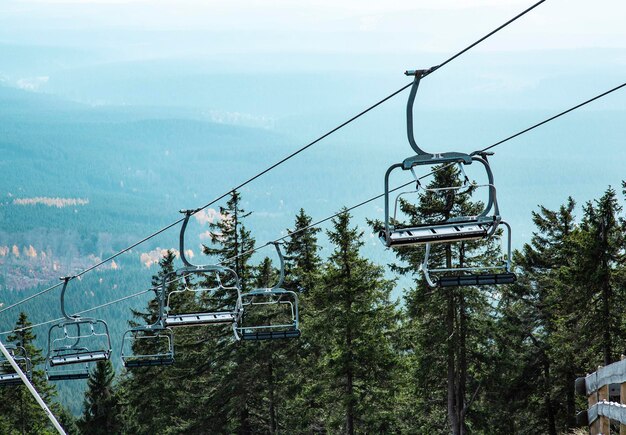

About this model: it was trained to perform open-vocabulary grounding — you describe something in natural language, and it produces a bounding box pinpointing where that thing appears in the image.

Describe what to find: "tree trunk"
[446,244,459,435]
[457,244,467,435]
[602,276,612,366]
[268,355,277,435]
[543,358,557,435]
[346,297,355,435]
[458,290,467,435]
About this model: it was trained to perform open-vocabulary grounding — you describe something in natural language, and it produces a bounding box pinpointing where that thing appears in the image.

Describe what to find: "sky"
[1,0,625,57]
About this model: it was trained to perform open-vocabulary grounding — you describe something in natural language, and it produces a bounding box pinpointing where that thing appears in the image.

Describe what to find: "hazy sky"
[1,0,625,58]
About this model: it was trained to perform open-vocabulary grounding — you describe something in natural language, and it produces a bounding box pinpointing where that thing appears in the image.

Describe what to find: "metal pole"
[0,339,66,435]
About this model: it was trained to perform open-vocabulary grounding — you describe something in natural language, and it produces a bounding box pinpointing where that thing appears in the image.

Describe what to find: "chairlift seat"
[0,367,31,386]
[381,217,498,247]
[0,373,24,386]
[49,349,110,366]
[437,272,517,287]
[164,311,238,327]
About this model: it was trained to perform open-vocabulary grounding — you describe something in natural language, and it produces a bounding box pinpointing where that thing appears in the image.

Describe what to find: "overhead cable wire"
[0,289,149,336]
[0,275,189,336]
[0,0,545,316]
[4,80,623,334]
[479,82,626,153]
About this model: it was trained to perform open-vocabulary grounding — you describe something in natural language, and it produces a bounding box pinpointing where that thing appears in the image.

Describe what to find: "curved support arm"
[406,74,428,156]
[270,242,285,289]
[178,210,194,267]
[59,277,78,321]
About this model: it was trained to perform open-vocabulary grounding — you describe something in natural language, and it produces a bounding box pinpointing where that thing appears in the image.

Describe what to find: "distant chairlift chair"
[159,210,243,339]
[46,277,112,381]
[379,68,516,287]
[0,343,32,386]
[120,289,174,368]
[237,242,300,341]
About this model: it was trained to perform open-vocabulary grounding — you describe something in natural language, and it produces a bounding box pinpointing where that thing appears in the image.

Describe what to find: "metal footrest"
[50,350,110,366]
[123,356,174,368]
[48,372,90,381]
[164,312,237,327]
[241,329,301,341]
[381,221,492,247]
[438,272,517,287]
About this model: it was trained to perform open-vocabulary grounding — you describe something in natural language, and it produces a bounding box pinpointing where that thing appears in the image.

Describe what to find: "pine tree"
[283,208,322,293]
[492,198,578,433]
[78,360,121,435]
[203,190,255,292]
[280,209,323,432]
[577,188,626,366]
[179,189,259,433]
[307,209,400,434]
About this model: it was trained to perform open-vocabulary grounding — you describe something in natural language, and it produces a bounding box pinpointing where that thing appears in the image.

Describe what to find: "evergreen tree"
[283,208,322,293]
[204,190,255,292]
[180,189,259,433]
[308,209,400,434]
[281,209,323,432]
[493,198,579,434]
[79,360,121,435]
[576,188,626,366]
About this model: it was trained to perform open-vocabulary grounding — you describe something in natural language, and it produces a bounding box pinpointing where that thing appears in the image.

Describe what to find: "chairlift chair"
[237,243,301,341]
[378,68,517,287]
[121,325,174,368]
[0,343,32,386]
[159,211,243,337]
[46,277,112,381]
[121,288,174,368]
[379,68,502,248]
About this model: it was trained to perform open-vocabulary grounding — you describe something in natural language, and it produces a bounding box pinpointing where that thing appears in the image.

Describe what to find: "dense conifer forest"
[2,168,626,434]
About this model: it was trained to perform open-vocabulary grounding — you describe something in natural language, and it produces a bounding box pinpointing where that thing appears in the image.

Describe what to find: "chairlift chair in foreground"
[159,210,243,337]
[237,243,300,341]
[0,343,32,386]
[120,289,174,368]
[379,68,516,286]
[46,277,112,381]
